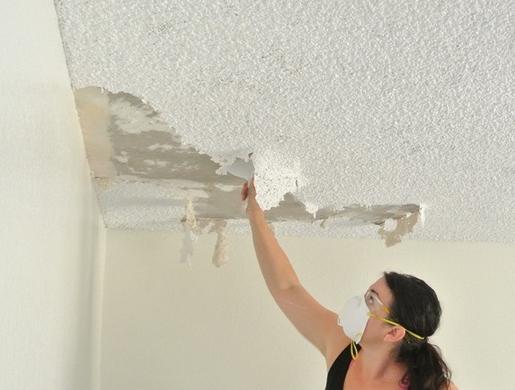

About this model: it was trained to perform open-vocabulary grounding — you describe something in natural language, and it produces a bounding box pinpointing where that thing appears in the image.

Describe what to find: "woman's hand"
[241,176,263,217]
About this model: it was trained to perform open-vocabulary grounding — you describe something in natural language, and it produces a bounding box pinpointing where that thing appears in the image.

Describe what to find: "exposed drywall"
[55,1,515,245]
[75,86,423,251]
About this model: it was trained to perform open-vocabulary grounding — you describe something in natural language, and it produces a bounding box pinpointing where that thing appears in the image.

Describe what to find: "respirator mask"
[337,290,425,359]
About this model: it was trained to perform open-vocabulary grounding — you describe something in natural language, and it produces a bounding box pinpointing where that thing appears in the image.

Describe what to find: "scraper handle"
[241,176,256,199]
[241,177,262,216]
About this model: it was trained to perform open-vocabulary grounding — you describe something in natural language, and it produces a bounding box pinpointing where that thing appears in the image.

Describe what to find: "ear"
[384,326,406,343]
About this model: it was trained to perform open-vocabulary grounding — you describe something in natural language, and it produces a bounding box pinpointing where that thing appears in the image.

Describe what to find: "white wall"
[0,1,106,389]
[103,229,515,390]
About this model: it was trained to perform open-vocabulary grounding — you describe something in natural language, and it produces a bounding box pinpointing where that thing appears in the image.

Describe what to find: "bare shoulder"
[442,381,458,390]
[319,309,352,370]
[324,333,351,370]
[270,285,351,371]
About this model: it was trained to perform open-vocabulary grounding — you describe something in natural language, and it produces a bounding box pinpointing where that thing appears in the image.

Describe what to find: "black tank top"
[325,343,361,390]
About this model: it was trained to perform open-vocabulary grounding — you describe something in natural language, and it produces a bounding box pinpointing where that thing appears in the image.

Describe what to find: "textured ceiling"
[54,1,515,246]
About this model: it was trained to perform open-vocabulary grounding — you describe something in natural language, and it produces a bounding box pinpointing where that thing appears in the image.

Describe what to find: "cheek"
[363,318,382,339]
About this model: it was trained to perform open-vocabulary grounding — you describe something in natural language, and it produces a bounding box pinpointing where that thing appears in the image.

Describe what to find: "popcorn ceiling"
[251,147,308,211]
[210,219,229,268]
[55,1,515,244]
[179,198,198,267]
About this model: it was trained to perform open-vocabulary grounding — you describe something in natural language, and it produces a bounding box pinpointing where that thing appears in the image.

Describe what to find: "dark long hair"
[383,271,452,390]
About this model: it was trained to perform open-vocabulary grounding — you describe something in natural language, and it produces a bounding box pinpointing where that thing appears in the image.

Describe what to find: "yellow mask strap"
[379,317,425,340]
[350,314,425,361]
[350,340,359,360]
[369,313,425,340]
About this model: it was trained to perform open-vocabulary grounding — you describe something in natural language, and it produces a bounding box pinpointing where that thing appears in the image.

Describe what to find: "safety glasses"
[364,289,425,341]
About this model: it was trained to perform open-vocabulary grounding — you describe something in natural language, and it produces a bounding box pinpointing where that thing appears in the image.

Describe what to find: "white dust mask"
[337,295,370,344]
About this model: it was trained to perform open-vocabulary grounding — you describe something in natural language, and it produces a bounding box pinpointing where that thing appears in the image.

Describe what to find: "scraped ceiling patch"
[75,86,423,248]
[74,86,308,211]
[56,1,515,244]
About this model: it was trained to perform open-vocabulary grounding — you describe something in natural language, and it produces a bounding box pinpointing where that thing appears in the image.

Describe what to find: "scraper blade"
[225,157,255,181]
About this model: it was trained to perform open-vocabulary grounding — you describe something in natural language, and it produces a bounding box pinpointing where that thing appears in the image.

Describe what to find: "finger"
[241,185,248,200]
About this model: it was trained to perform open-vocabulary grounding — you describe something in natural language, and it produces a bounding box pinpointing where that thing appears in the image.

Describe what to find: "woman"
[241,178,458,390]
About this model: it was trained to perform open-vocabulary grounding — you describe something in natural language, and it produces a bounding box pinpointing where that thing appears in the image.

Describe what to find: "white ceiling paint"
[54,1,515,245]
